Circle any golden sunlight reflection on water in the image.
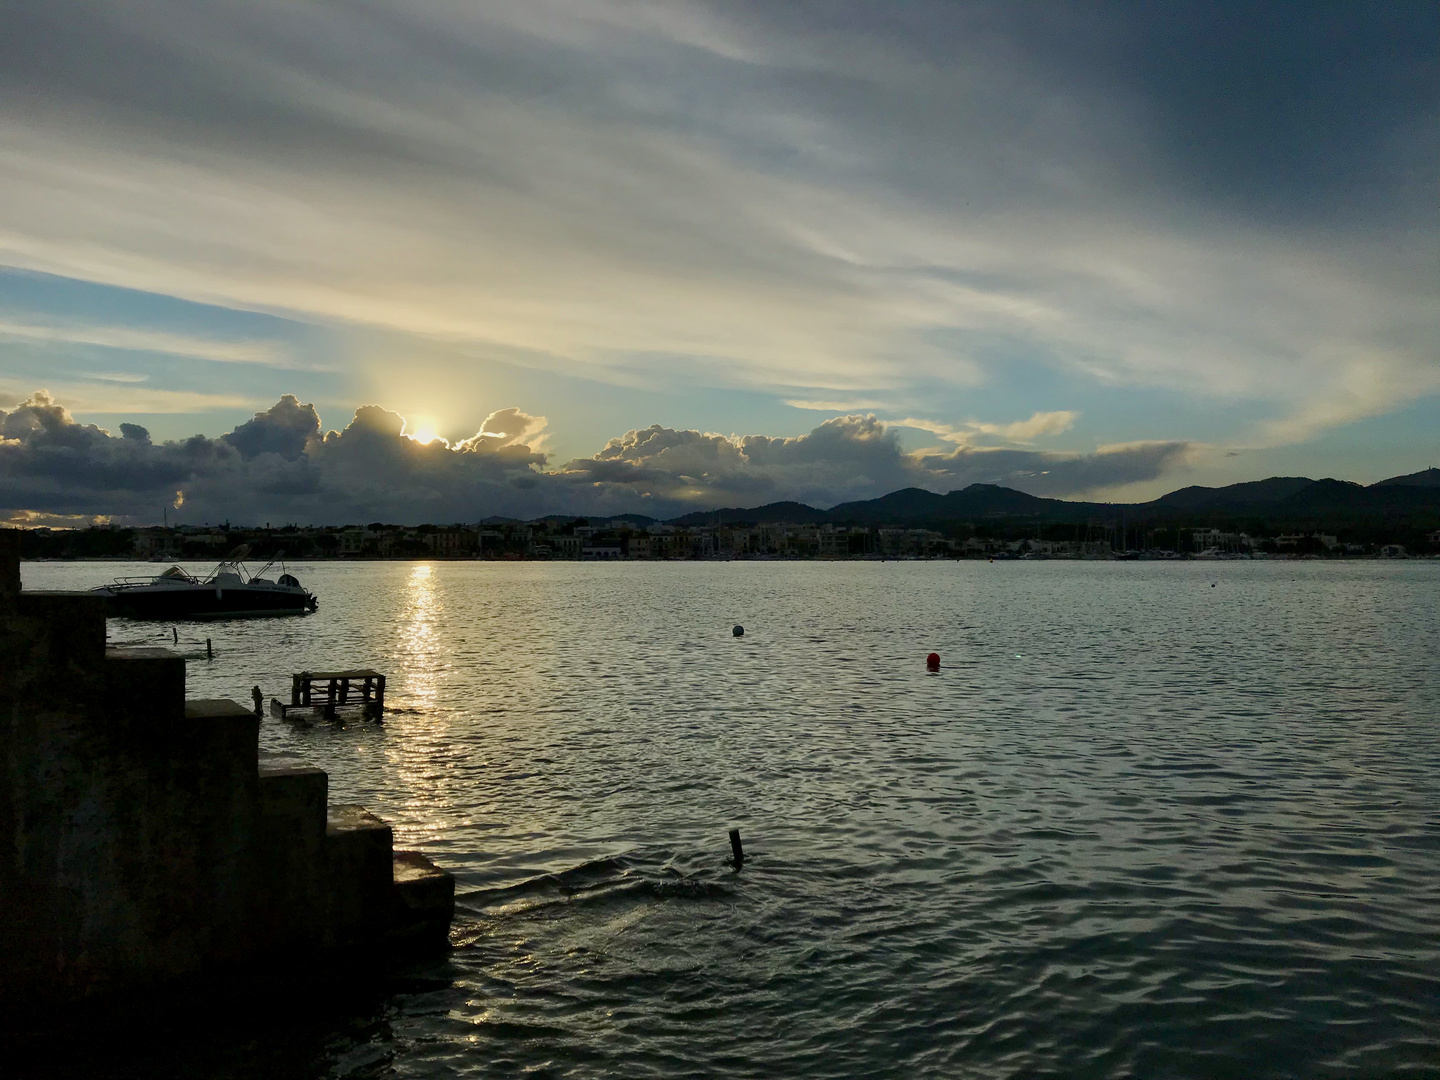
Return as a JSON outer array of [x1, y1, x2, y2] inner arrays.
[[385, 562, 462, 840], [396, 562, 443, 711]]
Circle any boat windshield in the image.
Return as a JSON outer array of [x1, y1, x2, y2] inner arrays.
[[158, 566, 196, 583], [201, 544, 253, 585]]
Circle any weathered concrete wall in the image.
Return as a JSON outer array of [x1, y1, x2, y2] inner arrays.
[[0, 531, 454, 1007]]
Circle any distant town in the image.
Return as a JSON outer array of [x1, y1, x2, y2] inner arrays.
[[13, 516, 1440, 562], [13, 470, 1440, 562]]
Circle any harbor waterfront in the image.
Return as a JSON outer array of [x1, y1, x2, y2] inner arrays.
[[19, 558, 1440, 1078]]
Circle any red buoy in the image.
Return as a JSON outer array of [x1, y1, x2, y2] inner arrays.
[[926, 652, 940, 670]]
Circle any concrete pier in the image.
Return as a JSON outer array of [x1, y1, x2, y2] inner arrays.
[[0, 531, 453, 1008]]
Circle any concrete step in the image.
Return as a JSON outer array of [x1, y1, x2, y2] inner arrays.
[[324, 805, 394, 947], [391, 851, 455, 950], [255, 753, 328, 945], [103, 646, 186, 724], [179, 698, 259, 762], [19, 592, 107, 670]]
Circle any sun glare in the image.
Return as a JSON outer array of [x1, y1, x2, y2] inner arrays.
[[405, 416, 443, 445]]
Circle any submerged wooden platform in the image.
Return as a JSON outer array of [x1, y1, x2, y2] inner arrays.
[[272, 669, 386, 720]]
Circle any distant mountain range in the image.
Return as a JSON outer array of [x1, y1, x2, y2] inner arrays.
[[666, 468, 1440, 528]]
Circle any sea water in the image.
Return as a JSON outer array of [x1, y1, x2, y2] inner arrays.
[[20, 560, 1440, 1077]]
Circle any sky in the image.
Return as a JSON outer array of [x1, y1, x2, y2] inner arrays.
[[0, 0, 1436, 526]]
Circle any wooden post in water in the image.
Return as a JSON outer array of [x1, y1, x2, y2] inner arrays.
[[729, 828, 745, 867], [206, 638, 213, 660]]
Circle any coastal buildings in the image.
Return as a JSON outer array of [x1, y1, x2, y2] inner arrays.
[[13, 515, 1439, 562]]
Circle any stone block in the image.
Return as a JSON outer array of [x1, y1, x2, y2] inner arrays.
[[391, 850, 456, 949], [255, 754, 328, 948], [325, 805, 394, 947], [12, 592, 107, 672], [103, 647, 186, 724], [0, 529, 19, 599]]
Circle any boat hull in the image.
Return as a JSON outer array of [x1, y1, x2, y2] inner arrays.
[[99, 585, 315, 620]]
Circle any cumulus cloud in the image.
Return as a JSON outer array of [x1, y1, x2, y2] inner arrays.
[[454, 408, 552, 454], [223, 395, 320, 460], [0, 391, 1191, 524], [554, 413, 1186, 510]]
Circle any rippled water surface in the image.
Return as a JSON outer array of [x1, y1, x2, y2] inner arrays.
[[22, 560, 1440, 1077]]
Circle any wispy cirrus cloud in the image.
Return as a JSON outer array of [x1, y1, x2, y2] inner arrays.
[[5, 384, 260, 415], [898, 410, 1080, 447], [0, 1, 1433, 455], [0, 317, 313, 369], [785, 398, 891, 413]]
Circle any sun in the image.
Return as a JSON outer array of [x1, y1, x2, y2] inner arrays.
[[405, 417, 442, 445]]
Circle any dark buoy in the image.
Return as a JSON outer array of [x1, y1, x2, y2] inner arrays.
[[926, 652, 940, 670], [729, 827, 745, 867], [733, 624, 744, 637]]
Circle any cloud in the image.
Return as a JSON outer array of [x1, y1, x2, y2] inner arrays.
[[785, 398, 890, 412], [0, 1, 1432, 444], [0, 382, 260, 414], [0, 318, 298, 367], [983, 410, 1078, 441], [0, 392, 1190, 524], [553, 413, 1187, 510], [917, 440, 1193, 499], [223, 394, 320, 459], [1256, 349, 1440, 447], [454, 407, 552, 454], [897, 410, 1079, 447], [0, 391, 229, 517], [2, 509, 112, 529]]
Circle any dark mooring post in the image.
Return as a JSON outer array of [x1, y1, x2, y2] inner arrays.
[[206, 638, 213, 660], [729, 828, 745, 867]]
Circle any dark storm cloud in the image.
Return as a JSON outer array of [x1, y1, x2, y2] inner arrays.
[[0, 392, 229, 514], [0, 392, 1192, 524], [920, 441, 1192, 499], [222, 395, 320, 460], [0, 392, 545, 523], [555, 414, 1188, 513]]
